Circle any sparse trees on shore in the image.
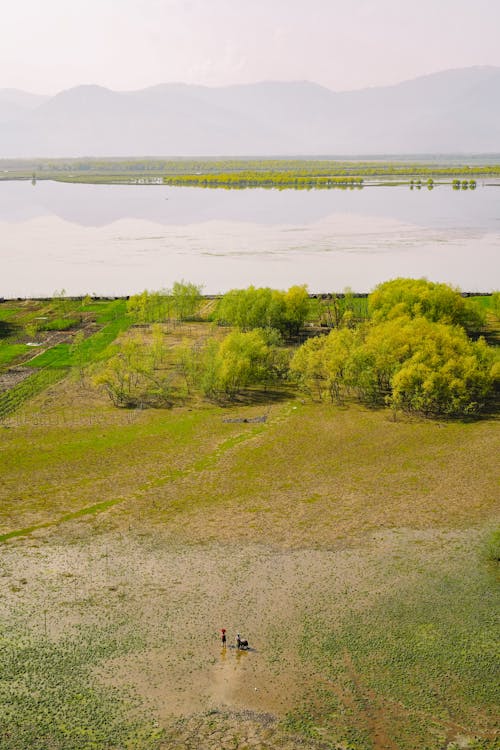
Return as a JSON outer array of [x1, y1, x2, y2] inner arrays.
[[95, 278, 498, 418], [291, 280, 497, 417], [127, 281, 202, 324]]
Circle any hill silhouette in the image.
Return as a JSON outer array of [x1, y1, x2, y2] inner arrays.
[[0, 67, 499, 157]]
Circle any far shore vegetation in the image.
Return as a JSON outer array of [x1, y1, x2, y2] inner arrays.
[[1, 156, 500, 188]]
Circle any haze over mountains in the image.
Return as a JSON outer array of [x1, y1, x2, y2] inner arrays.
[[0, 67, 499, 158]]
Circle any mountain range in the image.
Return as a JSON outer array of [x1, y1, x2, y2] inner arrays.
[[0, 67, 499, 157]]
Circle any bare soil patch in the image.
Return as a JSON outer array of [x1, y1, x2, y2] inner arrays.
[[1, 527, 497, 749], [0, 366, 34, 392]]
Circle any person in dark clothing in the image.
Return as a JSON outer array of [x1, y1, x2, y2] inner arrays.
[[221, 628, 227, 646], [236, 633, 248, 649]]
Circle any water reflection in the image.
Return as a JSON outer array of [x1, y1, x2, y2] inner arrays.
[[1, 180, 499, 229], [0, 181, 498, 296]]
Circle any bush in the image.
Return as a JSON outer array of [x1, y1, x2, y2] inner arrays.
[[214, 285, 309, 337], [368, 278, 485, 333], [291, 316, 497, 417], [200, 328, 285, 400]]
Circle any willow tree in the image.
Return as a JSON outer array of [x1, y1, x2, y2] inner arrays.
[[291, 315, 497, 417], [199, 329, 285, 401], [171, 280, 202, 321], [214, 284, 310, 337], [93, 337, 173, 408], [368, 278, 484, 333]]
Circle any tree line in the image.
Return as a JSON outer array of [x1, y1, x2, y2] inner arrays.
[[93, 279, 498, 418], [163, 173, 364, 189], [4, 157, 500, 183], [125, 281, 202, 323]]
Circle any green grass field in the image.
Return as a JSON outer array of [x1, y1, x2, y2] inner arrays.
[[0, 299, 131, 419], [0, 302, 498, 750]]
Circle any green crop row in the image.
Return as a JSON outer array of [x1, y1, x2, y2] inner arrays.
[[0, 368, 67, 420], [0, 304, 131, 419], [24, 344, 73, 369], [0, 343, 31, 368]]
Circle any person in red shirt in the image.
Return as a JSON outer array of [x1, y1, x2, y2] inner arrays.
[[221, 628, 227, 646]]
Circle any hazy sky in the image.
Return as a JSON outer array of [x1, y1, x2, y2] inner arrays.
[[3, 0, 500, 94]]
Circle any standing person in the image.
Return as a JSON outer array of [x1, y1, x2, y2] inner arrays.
[[236, 633, 241, 650], [221, 628, 227, 647]]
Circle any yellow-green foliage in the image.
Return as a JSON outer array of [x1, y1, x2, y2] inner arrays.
[[200, 328, 286, 400], [163, 171, 365, 189], [383, 317, 495, 415], [7, 156, 500, 179], [491, 291, 500, 319], [368, 277, 485, 332], [290, 327, 360, 402], [214, 284, 310, 337], [93, 336, 174, 408], [127, 281, 202, 323], [127, 289, 172, 323], [292, 316, 497, 416]]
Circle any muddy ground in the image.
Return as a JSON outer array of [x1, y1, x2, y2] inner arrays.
[[1, 523, 497, 750]]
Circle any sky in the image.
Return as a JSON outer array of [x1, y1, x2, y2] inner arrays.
[[2, 0, 500, 95]]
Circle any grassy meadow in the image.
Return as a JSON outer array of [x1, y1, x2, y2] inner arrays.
[[0, 297, 498, 750]]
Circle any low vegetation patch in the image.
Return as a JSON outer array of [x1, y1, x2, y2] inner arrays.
[[0, 622, 164, 750]]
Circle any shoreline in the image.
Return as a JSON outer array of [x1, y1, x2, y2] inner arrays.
[[1, 291, 494, 303]]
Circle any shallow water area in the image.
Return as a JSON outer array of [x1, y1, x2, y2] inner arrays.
[[1, 179, 499, 296]]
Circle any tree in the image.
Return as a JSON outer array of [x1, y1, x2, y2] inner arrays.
[[175, 340, 204, 396], [347, 316, 495, 414], [290, 328, 359, 402], [283, 285, 310, 336], [291, 315, 497, 417], [52, 288, 70, 316], [171, 280, 202, 321], [93, 337, 174, 408], [93, 339, 144, 407], [199, 329, 281, 401], [150, 324, 166, 368], [214, 285, 310, 338], [490, 291, 500, 319], [388, 323, 495, 416], [368, 278, 484, 333], [127, 290, 172, 324]]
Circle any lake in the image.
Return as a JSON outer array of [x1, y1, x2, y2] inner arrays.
[[1, 180, 499, 297]]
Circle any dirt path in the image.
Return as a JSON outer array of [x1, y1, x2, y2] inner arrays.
[[0, 498, 122, 543], [0, 411, 273, 541]]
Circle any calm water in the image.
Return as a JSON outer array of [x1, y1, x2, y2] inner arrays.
[[1, 180, 499, 296]]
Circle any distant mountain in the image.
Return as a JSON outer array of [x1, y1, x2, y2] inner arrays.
[[0, 67, 499, 157], [0, 88, 49, 124]]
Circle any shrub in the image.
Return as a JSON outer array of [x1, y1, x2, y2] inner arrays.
[[368, 278, 485, 333]]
